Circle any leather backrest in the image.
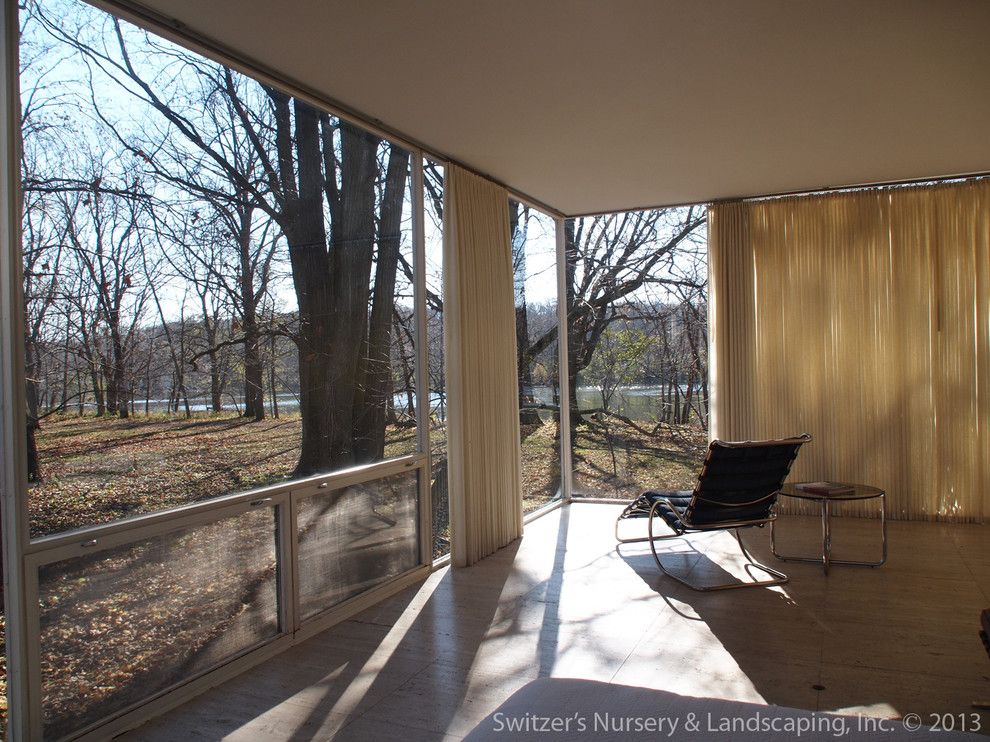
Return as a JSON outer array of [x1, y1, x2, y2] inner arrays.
[[684, 434, 810, 526]]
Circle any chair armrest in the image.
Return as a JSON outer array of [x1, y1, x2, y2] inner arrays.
[[693, 491, 778, 509]]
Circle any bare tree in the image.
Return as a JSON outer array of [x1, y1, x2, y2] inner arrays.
[[561, 209, 705, 434], [32, 5, 414, 473], [59, 171, 150, 418], [22, 182, 64, 480]]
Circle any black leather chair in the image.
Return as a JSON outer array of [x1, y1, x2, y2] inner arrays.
[[616, 434, 811, 591]]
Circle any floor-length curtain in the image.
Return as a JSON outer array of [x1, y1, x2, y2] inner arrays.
[[709, 179, 990, 521], [443, 165, 523, 566]]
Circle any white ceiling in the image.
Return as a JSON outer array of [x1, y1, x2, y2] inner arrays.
[[127, 0, 990, 216]]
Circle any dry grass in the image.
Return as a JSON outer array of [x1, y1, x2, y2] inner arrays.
[[28, 412, 416, 539], [520, 420, 563, 513], [0, 411, 704, 737], [36, 511, 277, 739], [519, 414, 707, 503], [428, 415, 706, 558], [572, 416, 707, 498], [3, 412, 416, 737]]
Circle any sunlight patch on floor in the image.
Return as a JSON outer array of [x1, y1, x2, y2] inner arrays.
[[827, 702, 902, 718]]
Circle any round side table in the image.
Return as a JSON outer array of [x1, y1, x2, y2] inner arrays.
[[771, 483, 887, 575]]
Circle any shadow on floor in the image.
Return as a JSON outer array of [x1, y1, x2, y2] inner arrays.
[[615, 516, 990, 726]]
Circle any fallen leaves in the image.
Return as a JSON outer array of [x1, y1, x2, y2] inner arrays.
[[5, 411, 418, 737], [0, 411, 703, 738]]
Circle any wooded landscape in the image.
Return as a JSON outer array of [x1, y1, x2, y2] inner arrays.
[[1, 0, 712, 734], [19, 0, 709, 539], [21, 0, 420, 497], [510, 205, 709, 503]]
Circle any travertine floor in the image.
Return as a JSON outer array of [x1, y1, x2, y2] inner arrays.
[[122, 503, 990, 740]]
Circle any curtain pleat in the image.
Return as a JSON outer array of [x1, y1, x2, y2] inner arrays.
[[443, 165, 523, 566], [708, 202, 757, 441], [709, 179, 990, 522]]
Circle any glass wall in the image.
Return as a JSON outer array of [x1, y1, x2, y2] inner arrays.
[[565, 209, 709, 499], [0, 0, 635, 734], [297, 469, 420, 619], [9, 0, 432, 737], [20, 0, 418, 539], [509, 202, 562, 512], [37, 505, 280, 739]]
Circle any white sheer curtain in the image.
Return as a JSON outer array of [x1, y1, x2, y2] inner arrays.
[[443, 165, 523, 566], [709, 179, 990, 522]]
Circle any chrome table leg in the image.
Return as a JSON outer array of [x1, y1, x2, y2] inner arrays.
[[829, 492, 887, 567], [771, 491, 886, 574], [822, 499, 831, 575]]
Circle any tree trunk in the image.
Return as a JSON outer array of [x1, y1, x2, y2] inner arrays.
[[512, 203, 541, 426], [26, 423, 40, 483], [201, 305, 224, 414], [60, 336, 70, 411], [353, 146, 408, 462], [269, 365, 279, 419], [25, 338, 42, 482], [104, 359, 118, 416], [267, 330, 279, 419], [90, 365, 105, 416], [272, 95, 382, 475], [682, 369, 695, 425], [25, 339, 40, 424], [396, 315, 417, 421], [326, 122, 380, 465], [273, 93, 337, 475], [238, 205, 265, 421], [76, 371, 85, 416], [107, 320, 128, 418], [168, 375, 177, 413], [209, 347, 224, 413], [242, 324, 264, 420]]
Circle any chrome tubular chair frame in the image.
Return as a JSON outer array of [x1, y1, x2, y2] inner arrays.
[[643, 497, 789, 592]]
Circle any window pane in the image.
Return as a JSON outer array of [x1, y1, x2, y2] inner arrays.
[[509, 202, 562, 513], [565, 209, 709, 498], [423, 161, 448, 557], [38, 507, 280, 739], [297, 469, 420, 620], [21, 0, 416, 538]]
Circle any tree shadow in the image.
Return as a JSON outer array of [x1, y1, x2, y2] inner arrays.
[[124, 513, 576, 740], [615, 520, 990, 723], [124, 537, 528, 740], [615, 527, 827, 711], [281, 540, 527, 740]]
